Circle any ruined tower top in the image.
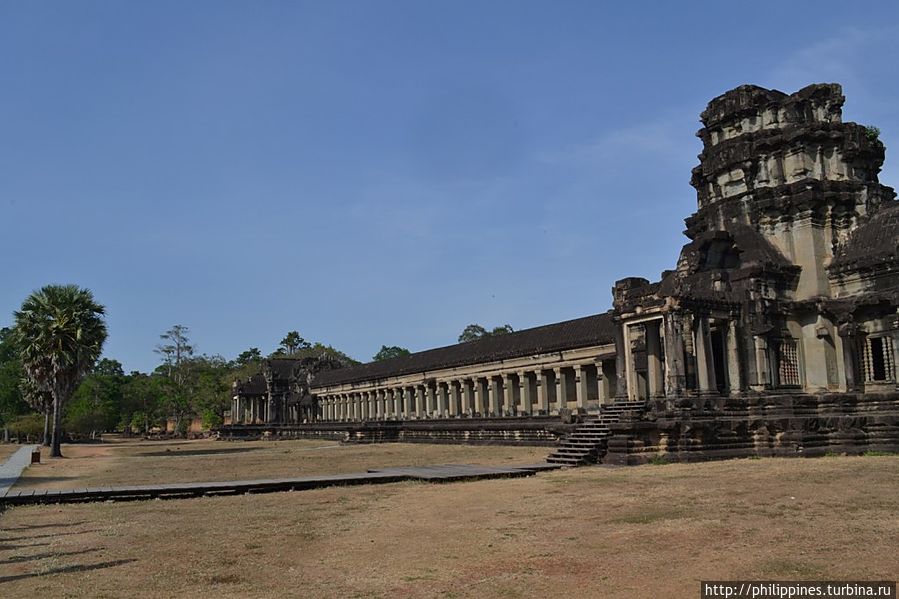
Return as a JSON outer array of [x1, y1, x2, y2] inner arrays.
[[698, 83, 844, 141], [687, 83, 892, 243]]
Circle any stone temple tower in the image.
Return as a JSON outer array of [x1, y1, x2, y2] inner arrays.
[[613, 83, 898, 402], [687, 83, 894, 301]]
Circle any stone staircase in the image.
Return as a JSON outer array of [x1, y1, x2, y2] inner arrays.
[[546, 400, 646, 466]]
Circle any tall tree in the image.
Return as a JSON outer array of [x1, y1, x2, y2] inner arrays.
[[122, 373, 166, 435], [13, 284, 107, 457], [154, 325, 196, 433], [372, 345, 411, 361], [278, 331, 310, 355], [458, 324, 514, 343], [0, 327, 28, 442], [234, 347, 262, 367], [155, 325, 194, 380], [67, 365, 124, 439]]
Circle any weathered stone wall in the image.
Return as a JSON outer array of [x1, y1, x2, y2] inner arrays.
[[216, 417, 572, 447], [604, 392, 899, 465]]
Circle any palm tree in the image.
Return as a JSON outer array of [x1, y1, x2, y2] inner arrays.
[[13, 285, 107, 458]]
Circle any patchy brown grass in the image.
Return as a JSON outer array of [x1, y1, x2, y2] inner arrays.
[[1, 454, 897, 597], [13, 437, 549, 490]]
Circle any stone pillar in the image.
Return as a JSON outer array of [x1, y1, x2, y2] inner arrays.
[[554, 367, 569, 414], [574, 364, 588, 411], [614, 323, 629, 398], [838, 328, 859, 392], [488, 376, 502, 416], [397, 388, 406, 419], [426, 385, 437, 418], [502, 374, 515, 416], [462, 380, 474, 416], [473, 378, 487, 416], [662, 313, 687, 397], [399, 387, 407, 418], [726, 320, 742, 394], [415, 386, 425, 419], [695, 317, 716, 395], [753, 336, 770, 390], [449, 381, 460, 417], [436, 383, 448, 418], [519, 371, 533, 416], [624, 325, 639, 400], [596, 363, 610, 404], [645, 321, 664, 397], [536, 370, 550, 414]]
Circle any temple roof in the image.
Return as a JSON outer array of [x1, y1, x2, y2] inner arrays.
[[312, 312, 616, 388], [265, 357, 301, 380], [830, 201, 899, 273], [234, 373, 267, 396]]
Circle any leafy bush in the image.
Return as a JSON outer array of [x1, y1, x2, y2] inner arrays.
[[200, 409, 223, 430], [8, 413, 44, 441], [865, 125, 881, 141]]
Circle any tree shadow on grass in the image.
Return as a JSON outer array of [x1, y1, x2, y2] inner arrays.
[[0, 547, 99, 565], [137, 447, 262, 458], [2, 521, 89, 531], [0, 541, 50, 551], [0, 558, 137, 584], [0, 529, 100, 542]]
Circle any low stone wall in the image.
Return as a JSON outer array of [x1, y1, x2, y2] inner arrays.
[[604, 392, 899, 465], [216, 417, 571, 447]]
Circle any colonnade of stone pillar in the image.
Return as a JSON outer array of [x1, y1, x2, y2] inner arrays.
[[314, 362, 614, 422], [621, 314, 746, 400]]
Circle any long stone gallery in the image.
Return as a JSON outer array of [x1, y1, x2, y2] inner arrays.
[[223, 83, 899, 465]]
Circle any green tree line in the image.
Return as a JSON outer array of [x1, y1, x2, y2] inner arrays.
[[1, 284, 511, 446]]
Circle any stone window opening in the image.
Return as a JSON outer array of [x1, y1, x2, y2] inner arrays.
[[863, 335, 895, 383], [771, 337, 801, 388]]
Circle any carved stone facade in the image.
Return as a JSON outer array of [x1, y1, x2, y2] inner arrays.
[[612, 84, 897, 407], [227, 84, 899, 459]]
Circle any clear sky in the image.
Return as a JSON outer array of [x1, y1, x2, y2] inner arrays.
[[2, 1, 898, 372]]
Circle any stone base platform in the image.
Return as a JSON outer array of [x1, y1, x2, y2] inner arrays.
[[1, 463, 563, 506], [217, 416, 572, 447], [604, 392, 899, 465]]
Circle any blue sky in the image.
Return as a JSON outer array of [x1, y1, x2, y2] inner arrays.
[[2, 2, 899, 372]]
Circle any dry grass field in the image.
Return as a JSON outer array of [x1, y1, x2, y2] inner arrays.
[[11, 437, 548, 490], [1, 440, 897, 598]]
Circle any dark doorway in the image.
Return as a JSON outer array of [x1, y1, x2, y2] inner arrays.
[[710, 329, 728, 394]]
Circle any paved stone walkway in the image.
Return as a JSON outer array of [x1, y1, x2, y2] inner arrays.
[[0, 445, 38, 497], [0, 462, 561, 506]]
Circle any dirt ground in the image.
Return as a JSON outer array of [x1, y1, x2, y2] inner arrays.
[[11, 437, 548, 490], [0, 444, 20, 463], [1, 450, 897, 598]]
